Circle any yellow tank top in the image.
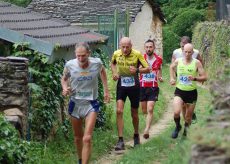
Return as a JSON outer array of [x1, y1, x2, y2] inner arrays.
[[176, 58, 197, 91]]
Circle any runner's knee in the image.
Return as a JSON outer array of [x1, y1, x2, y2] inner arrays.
[[83, 134, 92, 144], [116, 109, 123, 115]]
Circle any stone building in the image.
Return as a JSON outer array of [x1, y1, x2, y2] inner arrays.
[[28, 0, 165, 56]]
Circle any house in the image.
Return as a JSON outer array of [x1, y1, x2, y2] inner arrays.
[[0, 1, 108, 62], [28, 0, 165, 56]]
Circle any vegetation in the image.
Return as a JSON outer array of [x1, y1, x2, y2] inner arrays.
[[12, 43, 65, 140], [158, 0, 216, 62], [0, 115, 30, 163], [2, 0, 31, 7], [192, 21, 230, 78]]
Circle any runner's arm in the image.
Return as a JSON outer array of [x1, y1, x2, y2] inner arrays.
[[197, 53, 203, 65], [158, 66, 163, 82], [171, 53, 176, 63], [61, 67, 71, 96], [110, 62, 119, 81], [189, 61, 207, 82], [100, 66, 110, 103], [169, 60, 178, 85]]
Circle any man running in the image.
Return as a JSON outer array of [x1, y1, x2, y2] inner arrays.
[[171, 36, 203, 123], [61, 43, 110, 164], [111, 37, 150, 151], [170, 43, 207, 139], [139, 39, 163, 139]]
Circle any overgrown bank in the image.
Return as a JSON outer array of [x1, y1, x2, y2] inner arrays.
[[192, 21, 230, 77]]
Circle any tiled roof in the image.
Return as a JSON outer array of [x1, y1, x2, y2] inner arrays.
[[27, 0, 165, 23], [0, 1, 108, 50]]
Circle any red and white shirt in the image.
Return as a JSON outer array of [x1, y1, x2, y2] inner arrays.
[[140, 53, 162, 87]]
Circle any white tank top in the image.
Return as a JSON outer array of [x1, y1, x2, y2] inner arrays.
[[173, 48, 199, 59], [65, 57, 102, 101]]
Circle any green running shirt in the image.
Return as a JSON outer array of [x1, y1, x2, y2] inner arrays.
[[176, 58, 197, 91]]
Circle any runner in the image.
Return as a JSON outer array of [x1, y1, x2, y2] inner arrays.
[[61, 43, 110, 164], [111, 37, 150, 151], [170, 43, 207, 138], [139, 39, 163, 139], [171, 36, 203, 123]]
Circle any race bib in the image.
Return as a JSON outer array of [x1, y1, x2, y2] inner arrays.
[[75, 89, 93, 100], [179, 75, 192, 85], [142, 73, 155, 82], [121, 76, 135, 87]]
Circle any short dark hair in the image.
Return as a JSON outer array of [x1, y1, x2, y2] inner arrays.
[[75, 42, 90, 52], [145, 39, 155, 46], [181, 36, 191, 43]]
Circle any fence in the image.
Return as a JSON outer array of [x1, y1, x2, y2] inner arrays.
[[82, 9, 130, 58]]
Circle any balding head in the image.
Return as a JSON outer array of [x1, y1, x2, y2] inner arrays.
[[119, 37, 132, 55], [120, 37, 132, 45], [184, 43, 193, 51], [183, 43, 194, 60]]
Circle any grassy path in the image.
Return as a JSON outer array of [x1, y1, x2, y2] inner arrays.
[[93, 65, 212, 164], [94, 97, 173, 164]]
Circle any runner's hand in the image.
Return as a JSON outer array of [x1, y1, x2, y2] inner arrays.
[[112, 73, 119, 81], [188, 75, 194, 81], [62, 87, 71, 96], [170, 79, 176, 85], [159, 77, 163, 82], [104, 92, 110, 103], [129, 66, 137, 74]]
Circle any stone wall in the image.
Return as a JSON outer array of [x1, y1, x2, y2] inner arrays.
[[0, 56, 29, 137], [189, 60, 230, 164], [189, 21, 230, 164]]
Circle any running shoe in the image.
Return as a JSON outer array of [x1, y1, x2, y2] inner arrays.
[[192, 112, 197, 124], [134, 134, 140, 146], [171, 125, 182, 139], [143, 133, 149, 139], [115, 140, 125, 151]]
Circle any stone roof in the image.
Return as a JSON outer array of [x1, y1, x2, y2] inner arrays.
[[27, 0, 166, 23], [0, 1, 108, 50]]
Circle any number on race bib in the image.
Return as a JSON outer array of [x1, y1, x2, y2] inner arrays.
[[142, 73, 155, 82], [121, 77, 135, 87], [179, 75, 192, 85]]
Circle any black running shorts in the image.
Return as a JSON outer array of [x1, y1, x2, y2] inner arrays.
[[174, 88, 197, 104], [140, 87, 159, 102], [116, 77, 140, 109]]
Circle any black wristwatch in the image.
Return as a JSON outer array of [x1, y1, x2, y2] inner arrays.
[[194, 77, 197, 81]]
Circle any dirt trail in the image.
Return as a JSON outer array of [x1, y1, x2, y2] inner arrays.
[[93, 96, 174, 164]]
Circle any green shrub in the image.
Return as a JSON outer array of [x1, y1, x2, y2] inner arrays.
[[171, 8, 205, 37], [2, 0, 31, 7], [0, 114, 30, 163], [162, 26, 180, 63], [91, 49, 113, 129]]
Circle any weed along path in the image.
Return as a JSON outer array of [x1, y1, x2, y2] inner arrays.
[[94, 95, 174, 164]]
